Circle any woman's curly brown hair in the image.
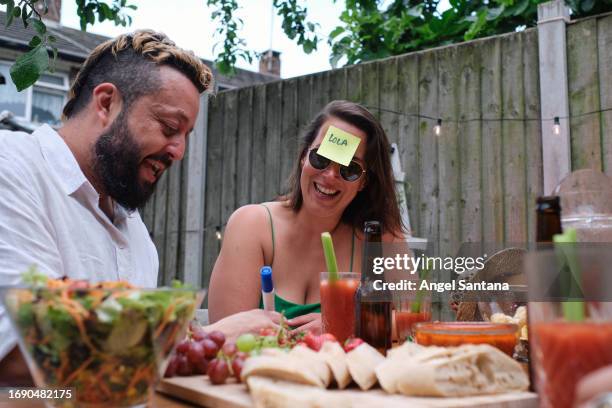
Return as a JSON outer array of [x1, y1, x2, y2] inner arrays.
[[63, 29, 213, 119]]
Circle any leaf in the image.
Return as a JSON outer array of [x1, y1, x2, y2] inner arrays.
[[28, 35, 42, 48], [31, 19, 46, 35], [329, 26, 345, 39], [10, 45, 49, 91], [581, 0, 595, 12], [12, 6, 20, 18]]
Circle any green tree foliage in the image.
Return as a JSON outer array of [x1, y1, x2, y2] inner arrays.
[[2, 0, 136, 91], [4, 0, 612, 89], [206, 0, 612, 72]]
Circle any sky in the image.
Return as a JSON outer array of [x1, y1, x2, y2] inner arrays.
[[60, 0, 346, 79]]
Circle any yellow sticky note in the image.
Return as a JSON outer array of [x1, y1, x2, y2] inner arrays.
[[316, 125, 361, 166]]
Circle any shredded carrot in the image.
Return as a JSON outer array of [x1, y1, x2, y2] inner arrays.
[[153, 302, 175, 339], [61, 355, 94, 386]]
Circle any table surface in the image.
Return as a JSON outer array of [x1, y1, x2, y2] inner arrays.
[[0, 392, 198, 408]]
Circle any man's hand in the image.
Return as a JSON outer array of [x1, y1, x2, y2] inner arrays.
[[287, 313, 322, 335], [207, 309, 282, 343], [0, 346, 33, 387]]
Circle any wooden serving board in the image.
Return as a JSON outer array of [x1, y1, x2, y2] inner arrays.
[[158, 376, 538, 408]]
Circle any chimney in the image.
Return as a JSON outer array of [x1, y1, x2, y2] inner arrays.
[[35, 0, 62, 24], [259, 50, 281, 77]]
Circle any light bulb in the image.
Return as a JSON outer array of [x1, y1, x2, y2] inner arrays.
[[553, 117, 560, 135], [434, 118, 442, 136]]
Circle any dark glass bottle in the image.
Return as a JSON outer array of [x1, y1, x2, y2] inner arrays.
[[536, 196, 562, 242], [355, 221, 392, 354]]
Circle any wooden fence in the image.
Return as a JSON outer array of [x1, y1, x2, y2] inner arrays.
[[142, 12, 612, 292]]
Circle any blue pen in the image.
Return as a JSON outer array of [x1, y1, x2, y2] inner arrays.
[[260, 266, 274, 311]]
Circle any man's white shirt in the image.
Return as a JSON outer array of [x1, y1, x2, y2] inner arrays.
[[0, 125, 158, 360]]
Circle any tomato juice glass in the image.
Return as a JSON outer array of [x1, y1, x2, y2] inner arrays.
[[395, 296, 432, 343], [320, 272, 360, 343]]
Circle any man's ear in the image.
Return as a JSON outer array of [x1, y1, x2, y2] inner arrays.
[[91, 83, 122, 127]]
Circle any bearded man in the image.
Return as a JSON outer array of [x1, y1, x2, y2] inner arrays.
[[0, 30, 212, 384]]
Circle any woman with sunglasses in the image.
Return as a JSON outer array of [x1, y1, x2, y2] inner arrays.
[[208, 100, 404, 334]]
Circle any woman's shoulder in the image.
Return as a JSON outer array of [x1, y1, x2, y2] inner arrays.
[[226, 204, 269, 230]]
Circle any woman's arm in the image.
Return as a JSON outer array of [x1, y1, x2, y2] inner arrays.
[[208, 205, 268, 323]]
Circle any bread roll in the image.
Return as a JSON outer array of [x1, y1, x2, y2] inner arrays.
[[345, 343, 385, 390], [319, 341, 351, 389]]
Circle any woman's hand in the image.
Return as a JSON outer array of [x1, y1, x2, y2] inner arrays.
[[207, 309, 282, 343], [575, 365, 612, 408], [287, 313, 322, 335]]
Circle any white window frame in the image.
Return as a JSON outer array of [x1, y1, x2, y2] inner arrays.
[[0, 59, 69, 125]]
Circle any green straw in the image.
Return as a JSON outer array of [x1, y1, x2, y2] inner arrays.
[[553, 228, 585, 322], [321, 232, 339, 282]]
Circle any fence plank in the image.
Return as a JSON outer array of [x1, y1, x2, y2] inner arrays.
[[397, 53, 420, 237], [162, 157, 182, 284], [328, 67, 348, 101], [523, 29, 543, 243], [380, 57, 399, 146], [221, 91, 239, 225], [568, 18, 602, 171], [457, 42, 482, 244], [264, 82, 282, 201], [153, 163, 168, 286], [501, 34, 527, 243], [203, 93, 225, 286], [251, 85, 267, 203], [599, 14, 612, 175], [280, 79, 298, 193], [362, 61, 380, 118], [311, 72, 330, 118], [417, 50, 439, 252], [346, 64, 363, 104], [481, 38, 504, 244], [236, 87, 253, 207], [297, 75, 313, 138]]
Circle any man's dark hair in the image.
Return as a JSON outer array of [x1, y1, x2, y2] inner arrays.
[[63, 30, 213, 119]]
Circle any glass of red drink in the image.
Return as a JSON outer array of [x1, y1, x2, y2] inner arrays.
[[395, 295, 432, 343], [320, 272, 360, 343], [530, 302, 612, 408]]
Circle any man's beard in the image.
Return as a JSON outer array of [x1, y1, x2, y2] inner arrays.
[[92, 112, 169, 212]]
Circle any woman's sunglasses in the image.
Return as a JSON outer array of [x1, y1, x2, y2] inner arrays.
[[307, 148, 366, 182]]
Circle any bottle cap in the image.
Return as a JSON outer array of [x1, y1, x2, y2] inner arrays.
[[260, 266, 273, 293]]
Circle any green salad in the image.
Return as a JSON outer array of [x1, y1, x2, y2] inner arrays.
[[3, 270, 202, 407]]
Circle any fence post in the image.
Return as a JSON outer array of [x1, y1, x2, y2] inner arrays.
[[181, 94, 209, 286], [537, 0, 572, 194]]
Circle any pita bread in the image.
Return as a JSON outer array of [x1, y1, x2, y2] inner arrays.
[[319, 341, 351, 389], [345, 342, 385, 390], [395, 344, 529, 397], [247, 376, 350, 408]]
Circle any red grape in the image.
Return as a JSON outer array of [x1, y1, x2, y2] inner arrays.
[[164, 357, 179, 377], [176, 339, 190, 355], [192, 328, 208, 341], [187, 341, 205, 365], [201, 339, 219, 359], [232, 358, 245, 381], [208, 331, 226, 347], [176, 355, 193, 376], [193, 358, 209, 375], [222, 343, 238, 358], [207, 358, 229, 385]]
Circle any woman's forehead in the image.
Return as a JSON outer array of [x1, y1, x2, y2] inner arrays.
[[313, 118, 368, 158]]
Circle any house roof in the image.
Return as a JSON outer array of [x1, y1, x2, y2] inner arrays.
[[0, 11, 278, 88]]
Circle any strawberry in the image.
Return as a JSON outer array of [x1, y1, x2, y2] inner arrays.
[[258, 327, 277, 337], [343, 337, 364, 353], [303, 331, 323, 351], [320, 333, 337, 343]]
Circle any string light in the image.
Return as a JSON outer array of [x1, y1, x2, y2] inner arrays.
[[553, 116, 561, 135], [215, 226, 222, 241], [434, 118, 442, 136]]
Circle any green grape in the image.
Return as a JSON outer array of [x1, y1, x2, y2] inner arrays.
[[236, 333, 256, 353], [261, 335, 278, 348]]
